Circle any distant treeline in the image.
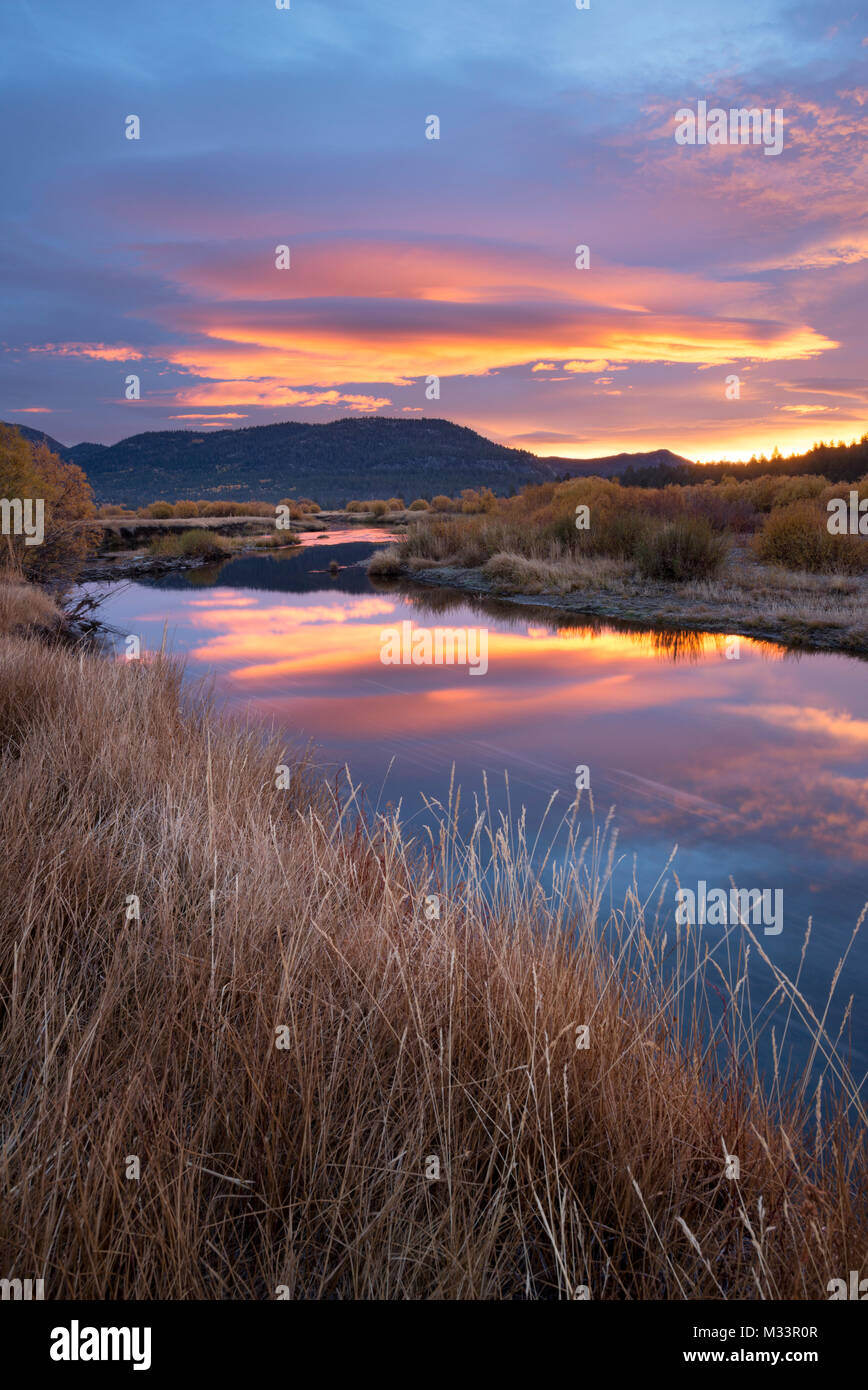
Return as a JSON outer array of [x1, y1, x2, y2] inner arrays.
[[620, 434, 868, 487]]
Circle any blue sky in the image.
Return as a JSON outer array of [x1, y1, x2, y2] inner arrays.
[[1, 0, 866, 459]]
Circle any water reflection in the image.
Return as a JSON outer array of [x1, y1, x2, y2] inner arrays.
[[83, 530, 868, 1075]]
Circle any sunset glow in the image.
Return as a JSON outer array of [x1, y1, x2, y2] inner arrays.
[[1, 1, 866, 461]]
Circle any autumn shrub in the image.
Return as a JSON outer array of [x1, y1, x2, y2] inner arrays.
[[581, 507, 652, 560], [636, 517, 728, 582], [753, 500, 867, 573], [0, 424, 101, 587], [459, 488, 497, 514], [770, 475, 829, 507], [235, 501, 275, 516]]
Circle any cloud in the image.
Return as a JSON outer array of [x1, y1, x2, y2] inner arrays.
[[171, 382, 392, 411], [25, 342, 143, 361], [563, 359, 612, 374], [151, 291, 834, 402], [781, 378, 868, 402], [511, 430, 578, 443], [1, 9, 864, 457]]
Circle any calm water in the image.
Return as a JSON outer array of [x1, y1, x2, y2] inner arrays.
[[81, 528, 868, 1086]]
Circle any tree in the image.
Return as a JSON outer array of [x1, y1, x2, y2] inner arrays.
[[0, 424, 101, 588]]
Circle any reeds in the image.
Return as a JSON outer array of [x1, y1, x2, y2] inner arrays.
[[0, 622, 865, 1298]]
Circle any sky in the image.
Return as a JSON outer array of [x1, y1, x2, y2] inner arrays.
[[1, 0, 867, 462]]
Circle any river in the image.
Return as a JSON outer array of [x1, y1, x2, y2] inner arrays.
[[80, 526, 868, 1087]]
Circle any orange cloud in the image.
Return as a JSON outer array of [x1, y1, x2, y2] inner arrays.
[[158, 309, 832, 401], [123, 232, 837, 410]]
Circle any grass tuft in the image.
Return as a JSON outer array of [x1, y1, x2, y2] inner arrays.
[[149, 529, 232, 560]]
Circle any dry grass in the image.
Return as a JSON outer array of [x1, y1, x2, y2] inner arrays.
[[252, 531, 302, 549], [483, 551, 629, 595], [149, 529, 232, 560], [0, 632, 866, 1299], [0, 577, 61, 636], [367, 547, 405, 577]]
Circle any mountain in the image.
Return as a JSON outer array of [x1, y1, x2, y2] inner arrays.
[[1, 417, 695, 506], [3, 422, 79, 458], [537, 448, 693, 479], [30, 418, 543, 508]]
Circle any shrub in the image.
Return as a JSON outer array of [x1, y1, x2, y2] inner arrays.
[[430, 495, 455, 512], [277, 498, 305, 520], [753, 500, 867, 573], [200, 501, 236, 517], [146, 501, 174, 519], [770, 475, 828, 507], [369, 500, 389, 517], [408, 499, 430, 511], [386, 498, 405, 512], [636, 518, 728, 582], [753, 501, 829, 571], [149, 530, 231, 561], [172, 500, 200, 518], [583, 507, 652, 560], [681, 487, 757, 533]]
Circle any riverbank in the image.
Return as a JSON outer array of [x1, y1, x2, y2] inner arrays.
[[76, 543, 302, 582], [371, 547, 868, 657], [75, 511, 406, 581], [0, 576, 865, 1299]]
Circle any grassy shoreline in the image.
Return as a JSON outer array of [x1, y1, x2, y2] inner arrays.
[[1, 578, 866, 1299], [370, 552, 868, 657], [367, 471, 868, 657]]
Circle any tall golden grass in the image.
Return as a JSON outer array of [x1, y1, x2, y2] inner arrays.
[[0, 606, 865, 1298]]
